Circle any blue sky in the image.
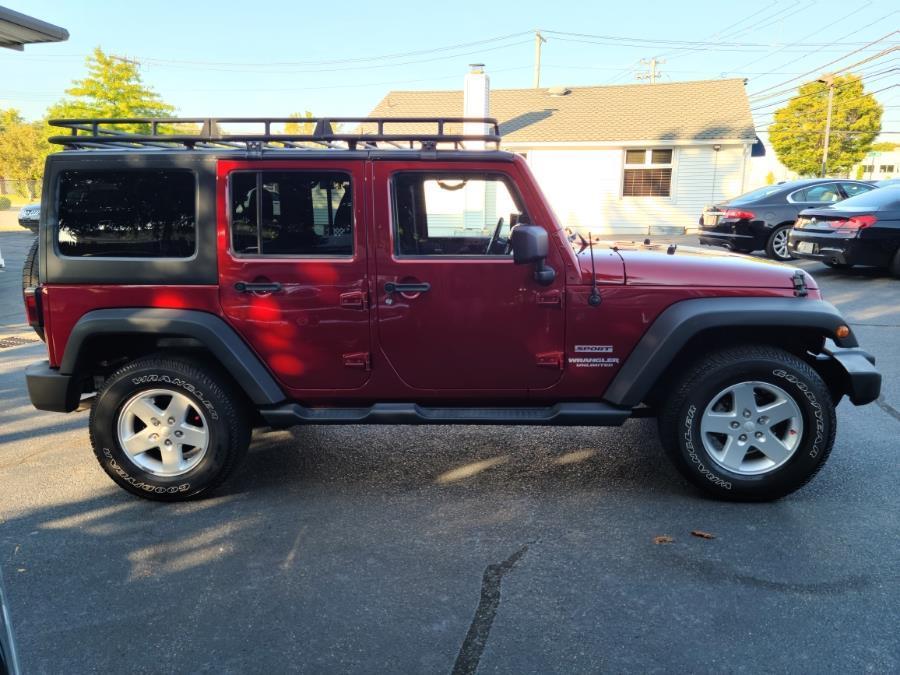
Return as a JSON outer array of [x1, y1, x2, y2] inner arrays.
[[2, 0, 898, 137]]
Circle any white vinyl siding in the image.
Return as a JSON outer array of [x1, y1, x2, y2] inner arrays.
[[522, 143, 747, 234]]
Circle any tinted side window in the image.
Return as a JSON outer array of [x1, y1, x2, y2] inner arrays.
[[230, 171, 352, 256], [792, 183, 841, 203], [392, 173, 526, 256], [840, 182, 874, 198], [58, 170, 196, 258]]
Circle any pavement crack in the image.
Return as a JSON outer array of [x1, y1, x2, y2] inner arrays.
[[875, 395, 900, 423], [451, 544, 529, 675]]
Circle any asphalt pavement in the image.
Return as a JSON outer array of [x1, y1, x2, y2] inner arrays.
[[0, 229, 897, 674]]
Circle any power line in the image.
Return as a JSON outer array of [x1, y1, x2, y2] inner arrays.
[[750, 69, 898, 111], [726, 2, 878, 75], [747, 30, 899, 97]]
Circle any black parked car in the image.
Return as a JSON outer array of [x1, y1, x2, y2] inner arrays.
[[698, 179, 875, 261], [789, 185, 900, 276]]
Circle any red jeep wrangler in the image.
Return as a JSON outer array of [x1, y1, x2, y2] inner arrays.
[[22, 117, 881, 502]]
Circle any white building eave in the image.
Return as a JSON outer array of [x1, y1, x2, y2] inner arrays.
[[502, 139, 753, 149]]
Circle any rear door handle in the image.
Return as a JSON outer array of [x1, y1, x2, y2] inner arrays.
[[234, 281, 283, 293]]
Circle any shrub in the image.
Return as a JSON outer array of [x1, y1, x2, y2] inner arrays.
[[0, 196, 11, 210]]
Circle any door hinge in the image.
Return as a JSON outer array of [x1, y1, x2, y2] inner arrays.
[[537, 289, 562, 307], [792, 270, 808, 297], [536, 351, 564, 370], [340, 290, 369, 309], [343, 352, 371, 370]]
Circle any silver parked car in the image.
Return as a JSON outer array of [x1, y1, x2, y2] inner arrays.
[[17, 203, 40, 234]]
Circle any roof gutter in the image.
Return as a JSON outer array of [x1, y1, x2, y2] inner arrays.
[[0, 7, 69, 50]]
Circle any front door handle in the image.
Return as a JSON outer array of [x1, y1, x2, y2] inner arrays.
[[384, 281, 430, 305], [234, 281, 283, 293], [384, 282, 431, 294]]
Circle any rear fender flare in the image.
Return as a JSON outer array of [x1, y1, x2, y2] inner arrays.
[[60, 308, 285, 405]]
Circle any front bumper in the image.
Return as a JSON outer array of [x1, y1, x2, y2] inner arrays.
[[788, 232, 891, 267], [17, 218, 38, 233], [814, 347, 881, 406], [25, 360, 81, 412]]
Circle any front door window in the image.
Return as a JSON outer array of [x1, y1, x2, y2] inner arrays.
[[392, 172, 526, 256]]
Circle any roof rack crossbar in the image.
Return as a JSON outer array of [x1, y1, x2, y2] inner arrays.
[[47, 116, 502, 151]]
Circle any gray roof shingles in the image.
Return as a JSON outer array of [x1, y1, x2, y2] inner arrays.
[[367, 78, 756, 143]]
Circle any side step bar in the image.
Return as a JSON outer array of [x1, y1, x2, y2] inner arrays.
[[260, 402, 631, 428]]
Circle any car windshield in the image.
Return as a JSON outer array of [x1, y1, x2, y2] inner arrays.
[[830, 185, 900, 210], [728, 184, 786, 204]]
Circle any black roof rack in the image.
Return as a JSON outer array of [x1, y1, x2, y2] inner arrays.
[[47, 117, 502, 151]]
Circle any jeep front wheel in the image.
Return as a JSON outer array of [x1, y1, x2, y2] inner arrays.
[[658, 345, 835, 501], [89, 356, 250, 501]]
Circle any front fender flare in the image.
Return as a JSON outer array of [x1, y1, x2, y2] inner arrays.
[[603, 297, 857, 408]]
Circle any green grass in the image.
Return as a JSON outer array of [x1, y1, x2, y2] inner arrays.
[[0, 194, 38, 208]]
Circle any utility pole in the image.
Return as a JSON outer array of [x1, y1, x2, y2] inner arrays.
[[533, 31, 547, 88], [636, 57, 664, 84], [818, 73, 835, 177]]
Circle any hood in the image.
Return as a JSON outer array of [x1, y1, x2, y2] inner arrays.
[[575, 240, 817, 290]]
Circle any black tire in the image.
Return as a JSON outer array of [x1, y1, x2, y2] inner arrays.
[[22, 238, 39, 291], [89, 355, 251, 501], [889, 248, 900, 278], [765, 224, 795, 261], [658, 345, 835, 501]]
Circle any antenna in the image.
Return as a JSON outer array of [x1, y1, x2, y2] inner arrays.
[[587, 232, 602, 307]]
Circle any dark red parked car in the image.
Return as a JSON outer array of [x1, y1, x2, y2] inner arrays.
[[22, 117, 881, 502]]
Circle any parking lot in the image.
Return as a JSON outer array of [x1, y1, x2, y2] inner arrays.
[[0, 228, 897, 673]]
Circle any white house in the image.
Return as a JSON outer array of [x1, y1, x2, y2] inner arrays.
[[368, 66, 759, 234], [854, 149, 899, 181]]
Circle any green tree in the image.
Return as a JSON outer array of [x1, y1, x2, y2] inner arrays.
[[48, 47, 174, 131], [870, 141, 898, 152], [284, 111, 315, 135], [0, 110, 51, 198], [769, 74, 882, 177]]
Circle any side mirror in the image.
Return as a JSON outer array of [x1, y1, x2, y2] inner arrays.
[[511, 224, 556, 286], [511, 225, 548, 264]]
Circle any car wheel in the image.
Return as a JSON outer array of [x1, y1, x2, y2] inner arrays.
[[889, 248, 900, 278], [765, 225, 794, 261], [89, 355, 250, 501], [658, 345, 835, 501]]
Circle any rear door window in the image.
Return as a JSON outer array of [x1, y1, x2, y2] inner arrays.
[[230, 171, 352, 256], [57, 170, 196, 258], [790, 183, 842, 203]]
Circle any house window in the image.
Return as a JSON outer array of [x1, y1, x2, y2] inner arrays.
[[861, 165, 874, 173], [623, 148, 673, 197], [879, 165, 895, 174]]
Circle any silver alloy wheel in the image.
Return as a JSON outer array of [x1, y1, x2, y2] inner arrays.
[[116, 388, 209, 477], [772, 228, 790, 259], [700, 381, 803, 476]]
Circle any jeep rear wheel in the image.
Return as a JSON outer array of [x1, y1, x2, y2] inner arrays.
[[658, 345, 835, 501], [89, 356, 250, 501]]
